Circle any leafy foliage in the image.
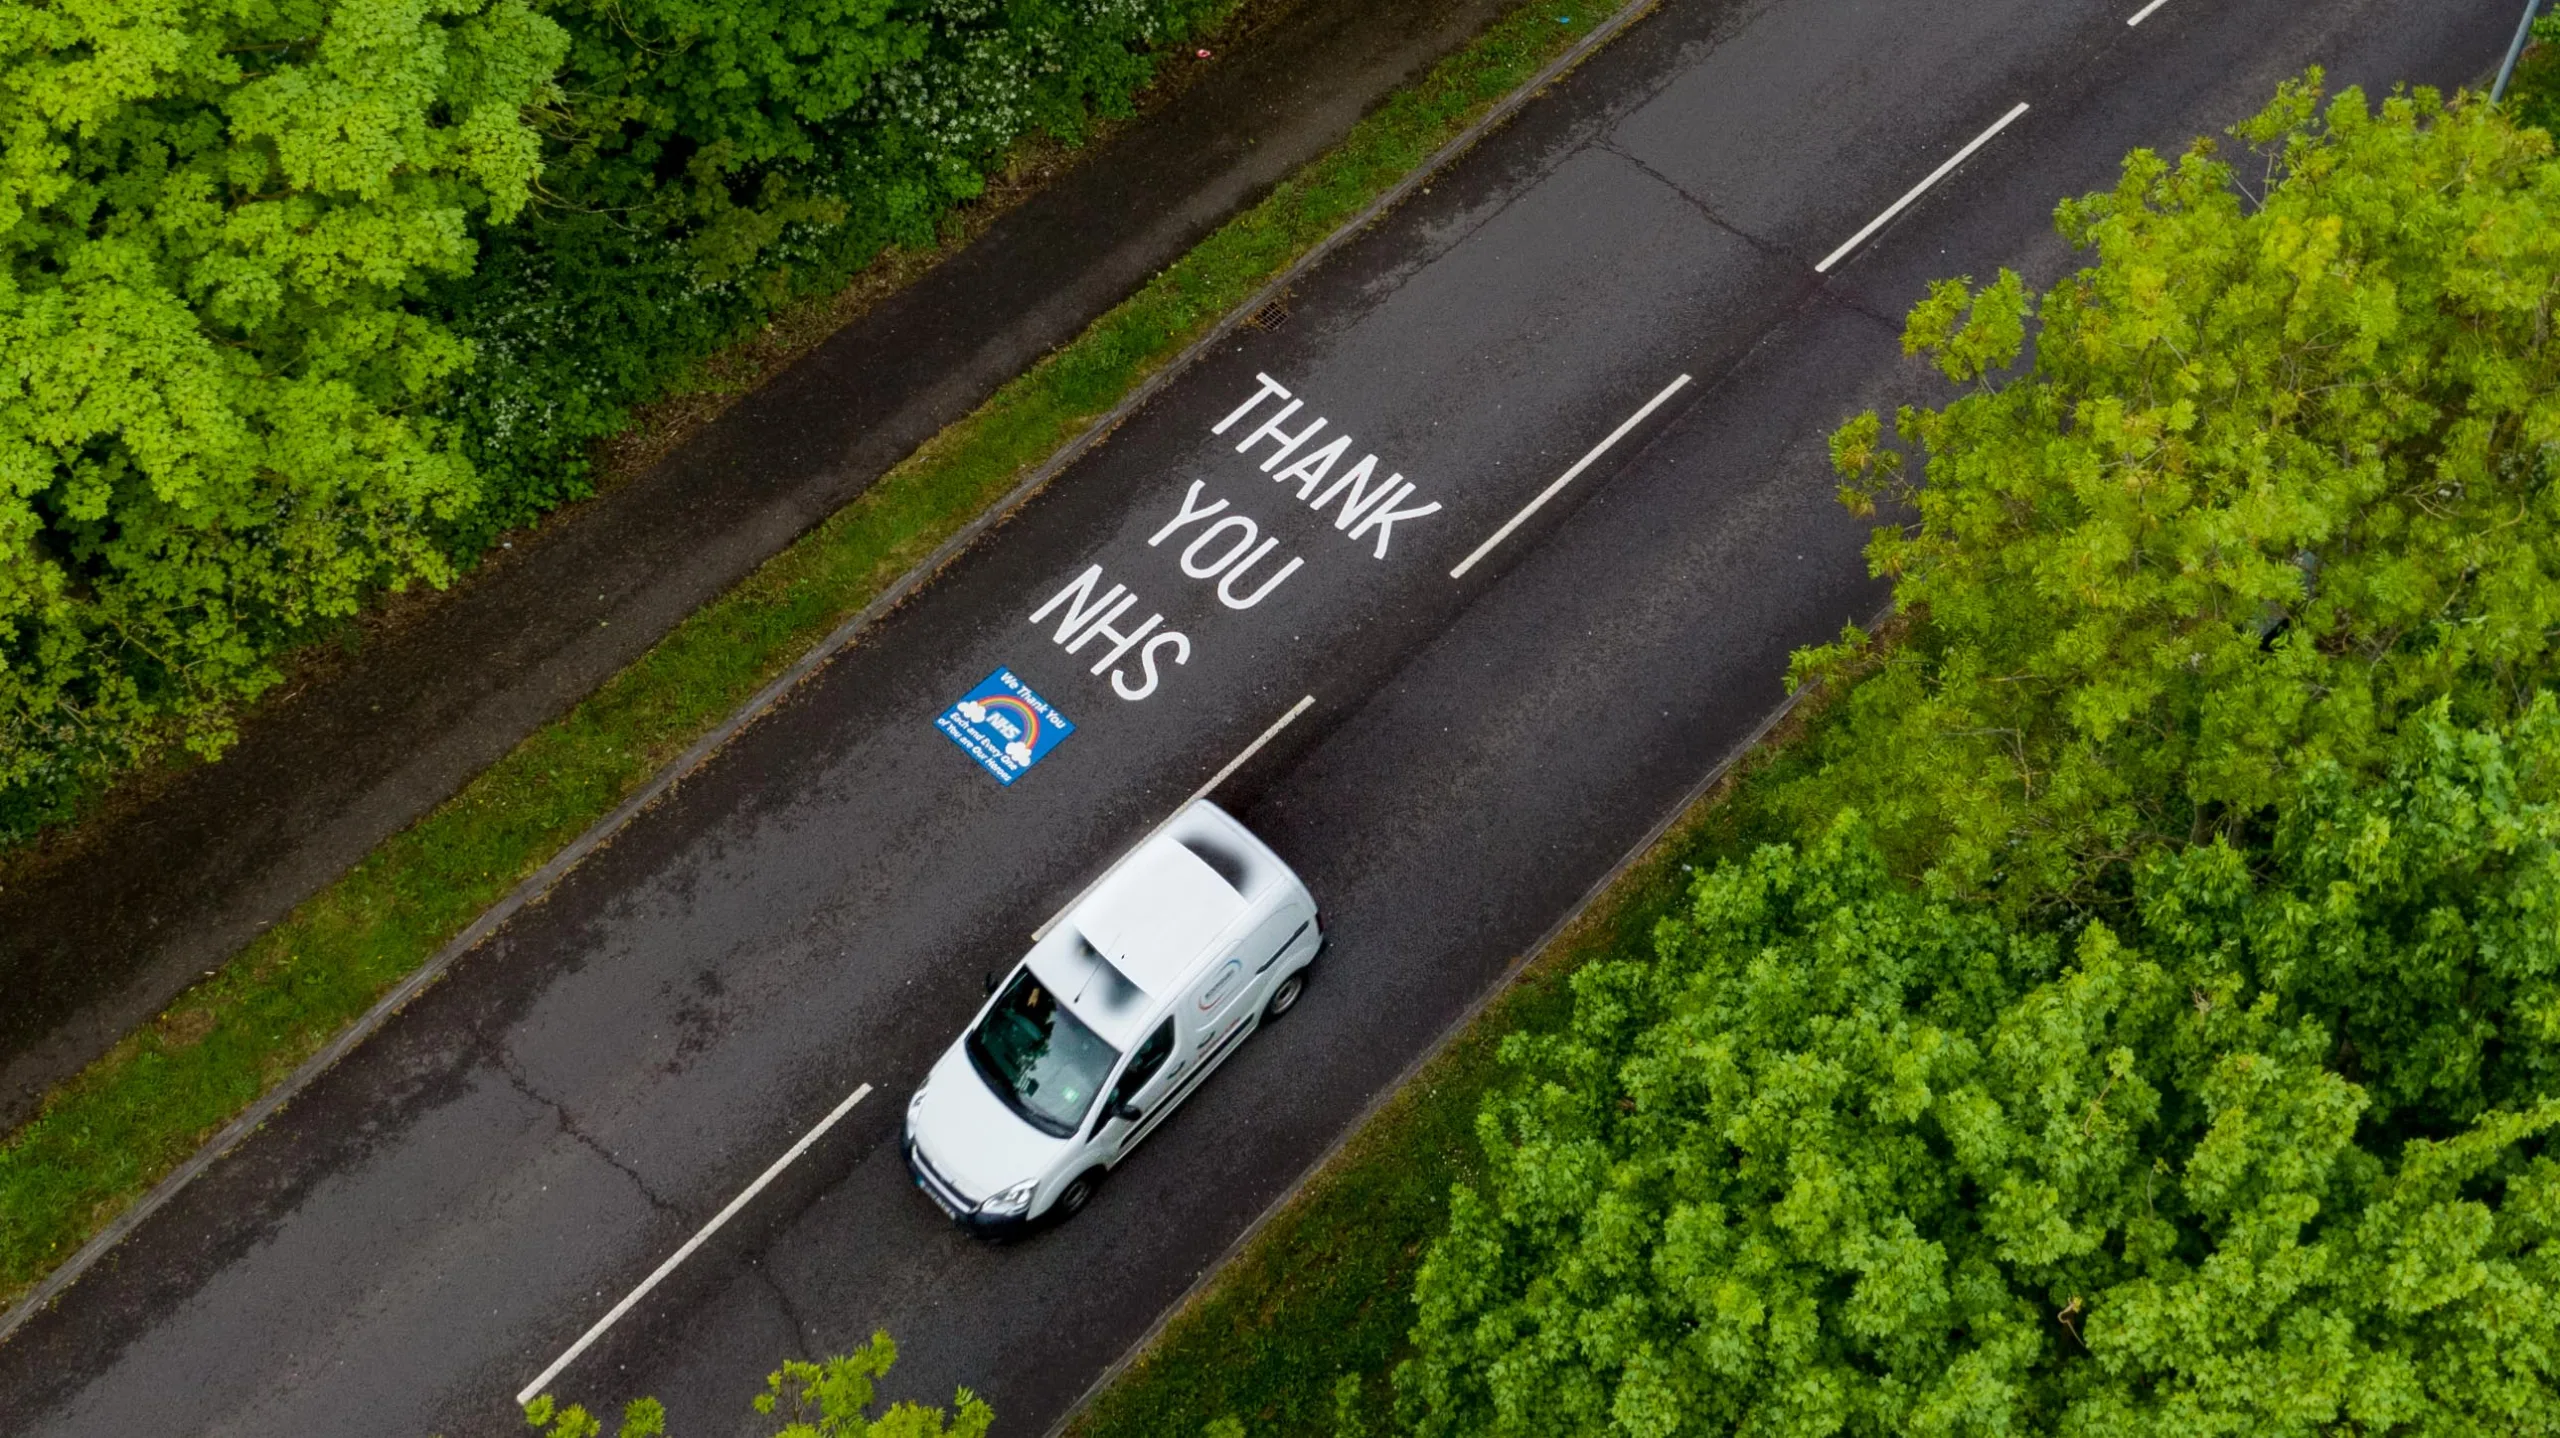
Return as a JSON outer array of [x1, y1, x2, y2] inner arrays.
[[1401, 715, 2560, 1433], [526, 1391, 667, 1438], [0, 0, 566, 823], [2511, 9, 2560, 138], [524, 1331, 991, 1438], [1794, 78, 2560, 908], [0, 0, 1228, 840], [437, 0, 1229, 548], [1396, 79, 2560, 1438]]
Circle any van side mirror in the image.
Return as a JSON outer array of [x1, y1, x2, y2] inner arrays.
[[983, 972, 998, 995], [1112, 1102, 1143, 1124]]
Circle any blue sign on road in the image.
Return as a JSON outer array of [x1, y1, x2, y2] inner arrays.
[[937, 668, 1075, 786]]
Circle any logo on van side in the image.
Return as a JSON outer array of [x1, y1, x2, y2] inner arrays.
[[1196, 959, 1244, 1010]]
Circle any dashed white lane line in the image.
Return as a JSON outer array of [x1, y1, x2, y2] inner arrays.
[[1814, 100, 2032, 274], [515, 1082, 875, 1407], [1448, 374, 1694, 581], [1033, 694, 1317, 942], [2126, 0, 2173, 25]]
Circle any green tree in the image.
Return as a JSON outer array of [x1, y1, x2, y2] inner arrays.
[[0, 0, 565, 815], [1395, 70, 2560, 1438], [437, 0, 1229, 548], [1399, 707, 2560, 1435], [2510, 9, 2560, 137], [525, 1330, 991, 1438], [1797, 77, 2560, 909], [0, 0, 1229, 840]]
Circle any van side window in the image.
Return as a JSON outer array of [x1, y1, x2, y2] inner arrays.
[[1107, 1020, 1177, 1116]]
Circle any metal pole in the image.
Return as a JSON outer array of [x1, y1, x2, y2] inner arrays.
[[2493, 0, 2548, 105]]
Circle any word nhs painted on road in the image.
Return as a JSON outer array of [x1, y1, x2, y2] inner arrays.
[[1030, 565, 1191, 702], [1213, 373, 1440, 559]]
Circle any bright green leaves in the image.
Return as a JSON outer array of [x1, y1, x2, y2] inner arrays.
[[1795, 81, 2560, 907], [1399, 85, 2560, 1431], [0, 0, 1230, 839], [1898, 271, 2028, 386], [1404, 748, 2560, 1435], [524, 1331, 992, 1438], [526, 1390, 668, 1438], [0, 0, 566, 811], [752, 1331, 994, 1438]]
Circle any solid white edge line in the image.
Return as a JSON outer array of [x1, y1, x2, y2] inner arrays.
[[2126, 0, 2172, 25], [1032, 695, 1317, 942], [1814, 100, 2031, 273], [514, 1082, 874, 1408], [1447, 373, 1693, 580]]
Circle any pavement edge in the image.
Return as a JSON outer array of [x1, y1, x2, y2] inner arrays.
[[0, 0, 1669, 1351]]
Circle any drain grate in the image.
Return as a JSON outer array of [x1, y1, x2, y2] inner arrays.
[[1242, 295, 1292, 332]]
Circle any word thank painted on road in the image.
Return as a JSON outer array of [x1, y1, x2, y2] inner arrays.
[[1023, 371, 1443, 704], [1213, 372, 1442, 558], [938, 668, 1076, 785]]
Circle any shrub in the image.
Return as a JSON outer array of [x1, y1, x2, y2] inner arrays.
[[437, 0, 1229, 548], [1401, 709, 2560, 1434], [0, 0, 1229, 841], [2510, 9, 2560, 137]]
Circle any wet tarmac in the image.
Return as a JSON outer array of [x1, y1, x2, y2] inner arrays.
[[0, 0, 2513, 1433], [0, 0, 1524, 1128]]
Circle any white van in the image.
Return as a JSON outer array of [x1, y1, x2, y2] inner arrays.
[[903, 801, 1321, 1232]]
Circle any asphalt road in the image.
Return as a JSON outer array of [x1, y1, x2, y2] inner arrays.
[[0, 0, 1523, 1129], [0, 0, 2514, 1433]]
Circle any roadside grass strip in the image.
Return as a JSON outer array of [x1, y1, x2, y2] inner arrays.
[[1063, 693, 1847, 1438], [0, 0, 1645, 1318]]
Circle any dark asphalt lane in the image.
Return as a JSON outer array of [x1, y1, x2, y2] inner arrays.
[[0, 0, 2514, 1434], [0, 0, 1527, 1130]]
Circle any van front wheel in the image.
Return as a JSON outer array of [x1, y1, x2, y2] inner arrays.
[[1263, 970, 1306, 1022], [1052, 1170, 1104, 1224]]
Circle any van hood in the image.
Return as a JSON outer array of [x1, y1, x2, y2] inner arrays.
[[908, 1043, 1066, 1202]]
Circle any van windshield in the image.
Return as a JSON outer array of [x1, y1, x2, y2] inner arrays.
[[966, 968, 1120, 1138]]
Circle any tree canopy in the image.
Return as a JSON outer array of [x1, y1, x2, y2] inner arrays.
[[1396, 78, 2560, 1438], [1403, 708, 2560, 1434], [0, 0, 1227, 839], [1797, 77, 2560, 908], [0, 0, 565, 798], [524, 1330, 992, 1438]]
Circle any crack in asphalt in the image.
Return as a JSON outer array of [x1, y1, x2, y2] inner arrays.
[[1590, 140, 1909, 332], [494, 1053, 684, 1220], [747, 1260, 818, 1360], [1599, 139, 1809, 270], [1817, 285, 1911, 335]]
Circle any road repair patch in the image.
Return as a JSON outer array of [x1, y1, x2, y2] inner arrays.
[[938, 668, 1076, 786]]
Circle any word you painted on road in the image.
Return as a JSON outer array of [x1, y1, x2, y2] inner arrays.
[[1024, 371, 1442, 703], [938, 668, 1076, 785]]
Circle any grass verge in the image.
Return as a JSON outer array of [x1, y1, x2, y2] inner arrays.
[[1062, 689, 1849, 1438], [0, 0, 1646, 1317]]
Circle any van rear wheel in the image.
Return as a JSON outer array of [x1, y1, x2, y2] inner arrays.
[[1263, 970, 1306, 1021]]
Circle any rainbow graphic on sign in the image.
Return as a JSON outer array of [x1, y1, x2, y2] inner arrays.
[[937, 668, 1075, 786]]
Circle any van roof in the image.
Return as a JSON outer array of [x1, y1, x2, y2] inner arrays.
[[1074, 837, 1247, 996]]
